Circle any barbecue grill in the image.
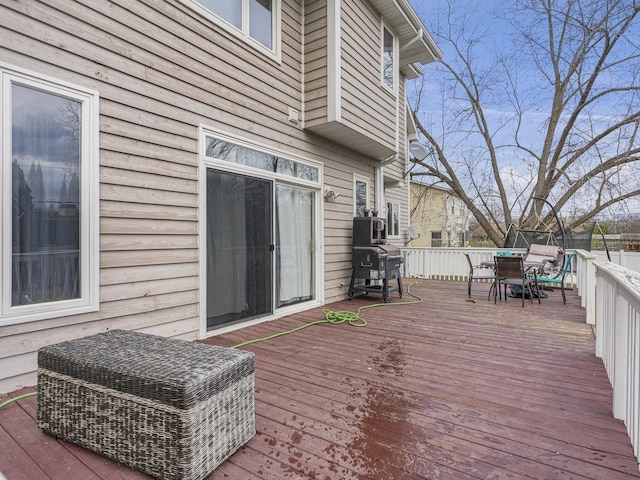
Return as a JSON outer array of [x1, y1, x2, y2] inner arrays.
[[348, 211, 403, 302]]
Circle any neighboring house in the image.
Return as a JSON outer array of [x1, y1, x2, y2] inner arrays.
[[0, 0, 441, 393], [409, 181, 469, 247]]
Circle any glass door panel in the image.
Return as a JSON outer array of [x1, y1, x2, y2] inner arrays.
[[276, 185, 314, 307], [206, 170, 272, 330]]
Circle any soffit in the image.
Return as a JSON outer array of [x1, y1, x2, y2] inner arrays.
[[369, 0, 443, 66]]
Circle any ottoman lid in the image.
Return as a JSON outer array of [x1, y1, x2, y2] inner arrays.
[[38, 329, 255, 409]]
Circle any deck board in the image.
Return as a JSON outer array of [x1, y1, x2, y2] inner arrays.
[[0, 279, 639, 479]]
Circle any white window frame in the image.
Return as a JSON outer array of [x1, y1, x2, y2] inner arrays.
[[381, 22, 398, 94], [386, 201, 400, 237], [180, 0, 282, 62], [198, 125, 324, 338], [353, 174, 370, 217], [0, 64, 99, 326], [430, 230, 443, 247]]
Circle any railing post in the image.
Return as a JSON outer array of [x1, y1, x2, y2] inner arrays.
[[576, 250, 597, 325], [612, 291, 629, 420], [585, 255, 597, 326]]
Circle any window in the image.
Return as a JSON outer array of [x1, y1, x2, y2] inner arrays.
[[1, 66, 99, 325], [386, 201, 400, 237], [190, 0, 278, 55], [381, 25, 396, 91], [205, 136, 318, 181], [354, 176, 369, 217], [250, 0, 274, 49], [201, 0, 241, 29], [431, 231, 443, 247]]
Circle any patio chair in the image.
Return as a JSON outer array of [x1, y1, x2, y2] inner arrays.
[[464, 253, 496, 299], [524, 244, 559, 273], [536, 253, 576, 304], [494, 256, 540, 307]]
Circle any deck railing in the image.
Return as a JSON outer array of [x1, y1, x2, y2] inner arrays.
[[400, 246, 640, 469], [586, 254, 640, 468]]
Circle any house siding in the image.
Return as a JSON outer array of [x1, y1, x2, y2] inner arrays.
[[410, 182, 469, 248], [383, 77, 407, 181], [303, 0, 329, 127], [303, 0, 400, 157], [0, 0, 427, 393], [340, 0, 396, 150]]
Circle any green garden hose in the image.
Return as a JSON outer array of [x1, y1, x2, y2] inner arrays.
[[231, 282, 422, 349], [0, 283, 422, 408], [0, 391, 37, 409]]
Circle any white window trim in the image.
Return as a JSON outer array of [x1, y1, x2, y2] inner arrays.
[[201, 125, 322, 188], [381, 22, 398, 95], [353, 174, 370, 217], [197, 125, 324, 339], [179, 0, 282, 63], [0, 63, 99, 326], [430, 230, 443, 247], [386, 201, 400, 238]]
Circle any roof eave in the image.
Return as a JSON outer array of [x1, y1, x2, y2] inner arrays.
[[371, 0, 443, 67]]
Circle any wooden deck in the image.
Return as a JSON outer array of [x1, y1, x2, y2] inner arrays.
[[2, 279, 639, 479]]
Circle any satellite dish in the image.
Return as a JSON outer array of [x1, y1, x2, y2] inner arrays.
[[409, 143, 429, 161], [405, 226, 421, 245]]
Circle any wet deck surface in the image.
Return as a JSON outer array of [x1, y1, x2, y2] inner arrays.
[[1, 279, 639, 479]]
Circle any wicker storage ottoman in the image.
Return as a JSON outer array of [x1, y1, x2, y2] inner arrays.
[[37, 329, 255, 480]]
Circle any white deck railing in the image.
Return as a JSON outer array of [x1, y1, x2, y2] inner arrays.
[[402, 247, 640, 468], [588, 257, 640, 468]]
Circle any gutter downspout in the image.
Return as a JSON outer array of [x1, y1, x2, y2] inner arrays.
[[375, 154, 398, 214], [400, 28, 423, 53]]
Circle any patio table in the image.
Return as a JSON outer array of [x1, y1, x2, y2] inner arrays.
[[482, 259, 548, 300], [480, 260, 543, 271]]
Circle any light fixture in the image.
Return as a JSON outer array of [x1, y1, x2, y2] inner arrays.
[[409, 142, 430, 161], [324, 187, 341, 201]]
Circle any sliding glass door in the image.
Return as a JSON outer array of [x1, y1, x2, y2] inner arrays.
[[206, 170, 272, 330], [205, 170, 316, 331]]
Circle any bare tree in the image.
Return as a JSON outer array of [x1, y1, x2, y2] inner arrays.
[[409, 0, 640, 246]]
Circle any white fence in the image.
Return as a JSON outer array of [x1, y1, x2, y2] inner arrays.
[[590, 250, 640, 273], [402, 246, 640, 468], [401, 247, 576, 285], [402, 247, 640, 280], [402, 247, 521, 280]]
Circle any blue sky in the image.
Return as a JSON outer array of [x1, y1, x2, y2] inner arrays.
[[407, 0, 640, 218]]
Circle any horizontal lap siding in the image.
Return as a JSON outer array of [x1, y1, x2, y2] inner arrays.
[[385, 79, 409, 245], [322, 146, 375, 301], [340, 0, 396, 151], [0, 0, 205, 392], [0, 0, 388, 391], [304, 0, 329, 127], [384, 79, 407, 181]]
